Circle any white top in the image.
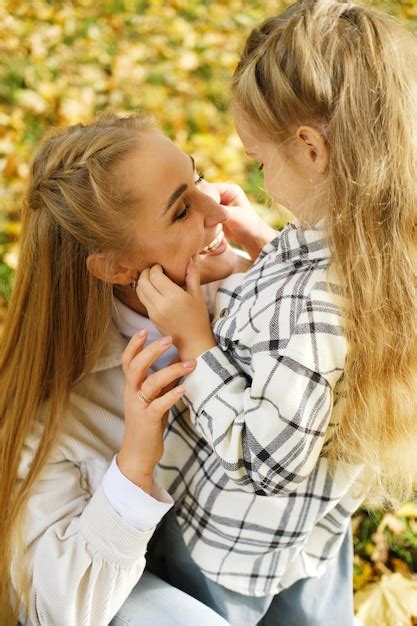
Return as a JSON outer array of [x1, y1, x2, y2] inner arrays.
[[13, 299, 175, 626], [111, 297, 178, 370]]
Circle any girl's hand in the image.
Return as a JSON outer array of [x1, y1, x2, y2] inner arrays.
[[117, 330, 196, 493], [214, 182, 276, 261], [137, 259, 216, 361]]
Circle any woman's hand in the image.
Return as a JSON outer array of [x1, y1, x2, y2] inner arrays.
[[117, 331, 196, 493], [214, 182, 276, 261], [137, 260, 216, 361]]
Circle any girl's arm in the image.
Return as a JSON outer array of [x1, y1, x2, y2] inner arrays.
[[138, 269, 346, 496], [138, 260, 217, 361], [16, 335, 195, 626]]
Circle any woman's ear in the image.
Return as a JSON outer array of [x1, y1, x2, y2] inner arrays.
[[86, 252, 137, 285], [295, 126, 329, 174]]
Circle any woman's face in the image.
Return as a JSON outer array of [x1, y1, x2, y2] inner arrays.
[[121, 131, 238, 285]]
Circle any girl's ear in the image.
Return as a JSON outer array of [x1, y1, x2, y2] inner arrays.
[[295, 126, 329, 174], [86, 252, 137, 285]]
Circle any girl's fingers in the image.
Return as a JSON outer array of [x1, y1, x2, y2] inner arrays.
[[148, 265, 182, 296], [140, 360, 196, 400], [125, 336, 173, 388], [121, 330, 147, 376], [147, 384, 186, 417], [214, 182, 250, 207], [185, 258, 201, 295], [137, 269, 162, 300]]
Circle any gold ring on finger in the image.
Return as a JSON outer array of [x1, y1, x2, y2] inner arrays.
[[137, 389, 156, 404]]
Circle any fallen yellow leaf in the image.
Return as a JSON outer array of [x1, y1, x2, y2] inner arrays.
[[353, 559, 374, 592], [354, 573, 417, 626]]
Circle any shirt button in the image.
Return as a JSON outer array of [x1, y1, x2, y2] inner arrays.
[[219, 307, 229, 318]]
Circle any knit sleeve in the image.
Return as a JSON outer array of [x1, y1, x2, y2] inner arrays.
[[12, 450, 156, 626]]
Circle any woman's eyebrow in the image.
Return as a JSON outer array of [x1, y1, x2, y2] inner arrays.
[[161, 155, 195, 216]]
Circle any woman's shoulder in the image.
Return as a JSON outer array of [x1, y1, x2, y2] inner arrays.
[[18, 333, 126, 483]]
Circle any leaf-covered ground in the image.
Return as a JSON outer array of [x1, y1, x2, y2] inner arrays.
[[1, 1, 416, 623]]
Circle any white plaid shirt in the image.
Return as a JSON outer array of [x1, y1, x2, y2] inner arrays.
[[158, 220, 365, 596]]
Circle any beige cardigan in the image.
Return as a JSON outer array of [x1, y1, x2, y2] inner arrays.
[[13, 326, 155, 626]]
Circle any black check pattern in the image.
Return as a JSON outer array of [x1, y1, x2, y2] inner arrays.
[[158, 220, 365, 596]]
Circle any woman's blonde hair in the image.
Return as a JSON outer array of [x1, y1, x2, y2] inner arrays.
[[232, 0, 417, 507], [0, 112, 155, 625]]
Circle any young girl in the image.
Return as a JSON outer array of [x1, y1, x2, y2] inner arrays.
[[139, 1, 417, 624]]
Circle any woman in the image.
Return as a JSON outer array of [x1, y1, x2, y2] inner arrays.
[[0, 113, 259, 625]]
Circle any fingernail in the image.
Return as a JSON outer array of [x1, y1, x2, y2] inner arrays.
[[176, 385, 185, 394], [159, 336, 172, 346], [136, 330, 146, 338], [183, 360, 196, 368]]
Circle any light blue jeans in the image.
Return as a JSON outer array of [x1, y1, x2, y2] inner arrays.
[[147, 511, 355, 626], [110, 571, 230, 625]]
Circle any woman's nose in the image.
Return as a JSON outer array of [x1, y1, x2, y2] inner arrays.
[[204, 200, 228, 228], [200, 180, 221, 204]]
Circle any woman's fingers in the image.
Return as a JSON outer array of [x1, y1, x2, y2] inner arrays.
[[140, 360, 196, 400], [147, 384, 186, 417], [123, 335, 173, 389], [121, 330, 147, 376]]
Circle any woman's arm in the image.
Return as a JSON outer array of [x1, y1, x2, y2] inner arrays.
[[16, 455, 153, 626], [16, 335, 195, 626]]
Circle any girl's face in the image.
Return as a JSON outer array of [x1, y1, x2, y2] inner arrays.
[[121, 131, 238, 285], [233, 110, 327, 225]]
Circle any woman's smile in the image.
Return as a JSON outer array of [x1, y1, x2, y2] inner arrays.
[[198, 228, 227, 256]]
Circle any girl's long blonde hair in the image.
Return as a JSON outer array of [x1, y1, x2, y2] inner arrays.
[[232, 0, 417, 507], [0, 113, 154, 625]]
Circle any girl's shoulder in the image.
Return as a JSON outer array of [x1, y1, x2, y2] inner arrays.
[[279, 267, 347, 386], [220, 221, 339, 316], [213, 226, 347, 385]]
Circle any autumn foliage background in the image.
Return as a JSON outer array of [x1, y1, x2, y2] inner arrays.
[[1, 1, 417, 623]]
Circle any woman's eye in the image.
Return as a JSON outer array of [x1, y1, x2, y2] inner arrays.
[[195, 172, 204, 185], [174, 202, 190, 221]]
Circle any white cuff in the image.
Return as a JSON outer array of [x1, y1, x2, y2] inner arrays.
[[102, 456, 173, 531]]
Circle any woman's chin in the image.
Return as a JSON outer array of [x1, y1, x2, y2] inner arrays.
[[197, 244, 240, 284]]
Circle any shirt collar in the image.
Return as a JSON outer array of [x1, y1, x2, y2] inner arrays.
[[259, 217, 330, 264], [91, 321, 127, 373], [91, 297, 178, 373]]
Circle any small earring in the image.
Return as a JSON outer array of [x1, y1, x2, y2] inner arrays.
[[130, 278, 138, 290]]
